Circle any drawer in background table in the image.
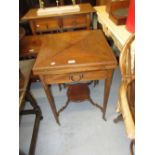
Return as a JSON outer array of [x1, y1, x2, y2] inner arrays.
[[33, 18, 60, 32], [62, 14, 89, 29]]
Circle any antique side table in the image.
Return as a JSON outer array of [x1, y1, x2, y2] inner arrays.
[[33, 29, 117, 124]]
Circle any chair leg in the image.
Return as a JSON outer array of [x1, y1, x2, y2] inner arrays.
[[20, 91, 43, 155], [113, 114, 123, 123], [130, 140, 135, 155], [25, 92, 43, 118], [29, 112, 42, 155]]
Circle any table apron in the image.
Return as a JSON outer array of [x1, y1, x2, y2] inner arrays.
[[42, 69, 113, 84]]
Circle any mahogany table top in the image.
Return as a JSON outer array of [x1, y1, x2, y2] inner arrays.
[[33, 29, 117, 75]]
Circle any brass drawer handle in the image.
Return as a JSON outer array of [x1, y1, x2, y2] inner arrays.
[[69, 73, 83, 82]]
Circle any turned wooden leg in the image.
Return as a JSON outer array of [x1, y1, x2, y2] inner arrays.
[[39, 75, 60, 125], [102, 70, 114, 121]]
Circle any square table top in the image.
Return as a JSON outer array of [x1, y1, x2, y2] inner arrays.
[[33, 29, 117, 75]]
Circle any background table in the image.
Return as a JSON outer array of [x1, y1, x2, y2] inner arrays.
[[94, 5, 132, 51], [21, 3, 96, 34]]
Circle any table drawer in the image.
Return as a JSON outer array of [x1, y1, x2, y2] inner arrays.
[[34, 18, 60, 32], [62, 15, 88, 29], [44, 70, 108, 84]]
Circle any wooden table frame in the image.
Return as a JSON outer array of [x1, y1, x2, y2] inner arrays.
[[39, 69, 114, 125], [33, 30, 117, 125]]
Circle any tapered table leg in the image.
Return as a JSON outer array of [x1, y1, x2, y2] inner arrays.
[[102, 70, 114, 121], [39, 76, 60, 125]]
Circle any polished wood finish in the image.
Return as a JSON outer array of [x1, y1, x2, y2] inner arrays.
[[21, 3, 96, 34], [33, 30, 117, 124], [106, 0, 129, 13], [108, 0, 129, 25], [102, 69, 114, 120], [33, 30, 117, 75], [58, 83, 103, 116], [39, 75, 60, 125], [67, 83, 94, 101], [20, 35, 44, 59]]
